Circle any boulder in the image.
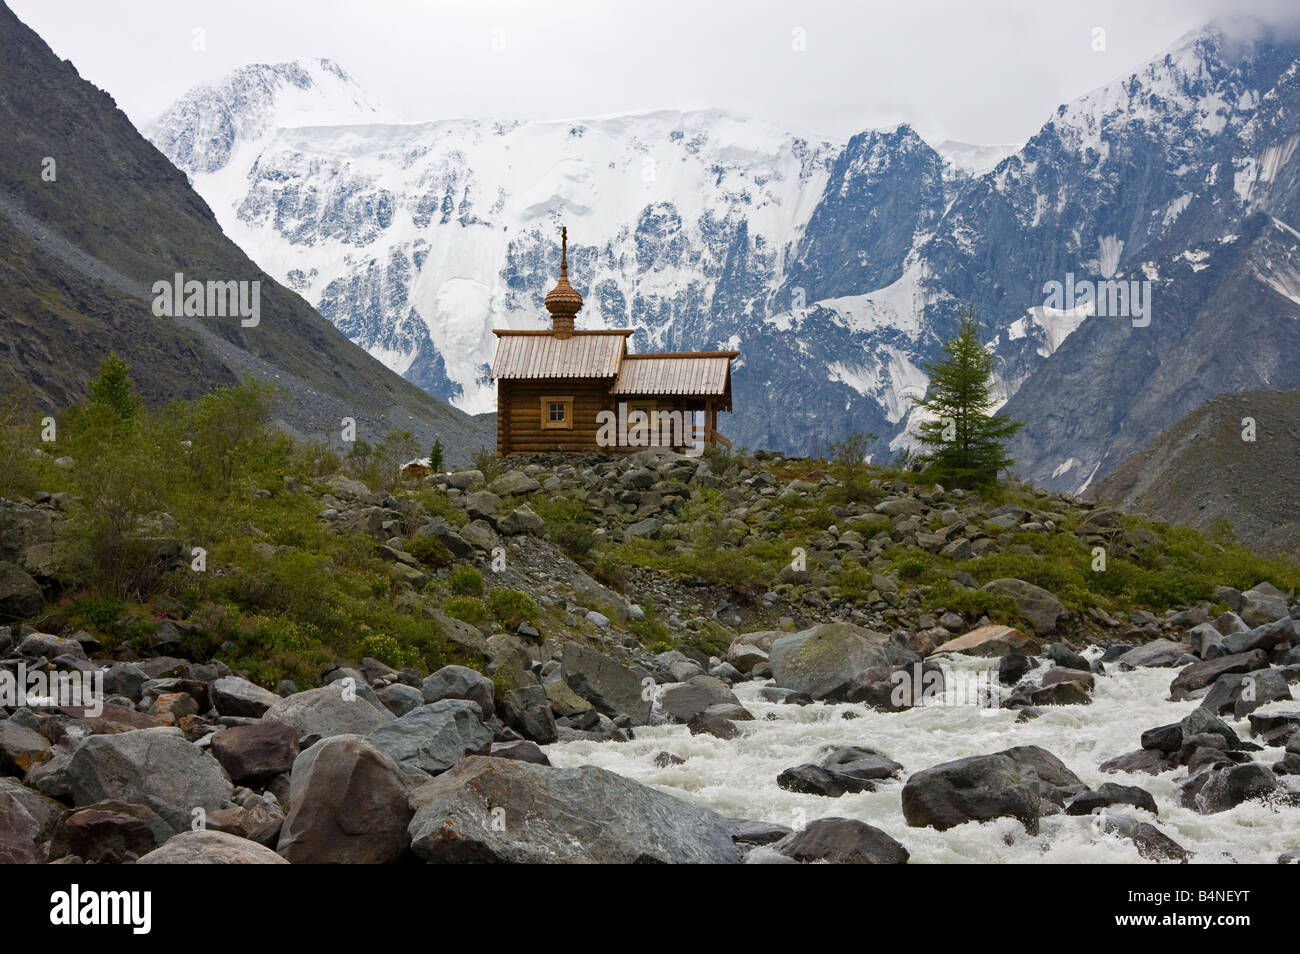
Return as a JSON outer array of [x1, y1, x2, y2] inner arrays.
[[933, 624, 1034, 657], [777, 764, 874, 797], [489, 740, 550, 765], [66, 729, 233, 833], [561, 641, 652, 724], [1065, 783, 1158, 816], [261, 685, 393, 747], [0, 562, 43, 622], [1240, 582, 1290, 626], [902, 753, 1042, 833], [1169, 650, 1269, 700], [1223, 616, 1296, 656], [1179, 763, 1278, 814], [408, 756, 741, 863], [1115, 639, 1188, 669], [421, 665, 495, 718], [725, 643, 770, 674], [0, 719, 51, 774], [46, 800, 172, 863], [497, 506, 545, 536], [981, 579, 1066, 635], [769, 622, 914, 699], [498, 685, 559, 744], [366, 700, 493, 777], [490, 472, 541, 496], [209, 721, 299, 786], [211, 676, 281, 718], [1098, 815, 1189, 863], [139, 830, 288, 864], [276, 735, 412, 864], [771, 817, 909, 864], [1200, 669, 1292, 719], [658, 676, 740, 722], [377, 682, 425, 716]]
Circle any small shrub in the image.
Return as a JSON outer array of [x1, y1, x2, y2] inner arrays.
[[407, 534, 454, 568], [488, 588, 540, 629], [443, 596, 489, 625], [472, 447, 503, 482], [448, 565, 485, 596]]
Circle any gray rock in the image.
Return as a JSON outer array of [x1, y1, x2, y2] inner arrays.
[[16, 631, 86, 660], [139, 829, 288, 864], [0, 562, 44, 622], [421, 665, 495, 719], [771, 816, 909, 864], [498, 685, 558, 744], [1223, 616, 1296, 656], [1098, 814, 1189, 862], [1066, 783, 1158, 816], [66, 729, 234, 833], [490, 472, 541, 496], [211, 676, 281, 718], [377, 682, 425, 716], [1241, 582, 1290, 626], [1200, 668, 1292, 719], [561, 641, 652, 724], [1115, 639, 1189, 669], [445, 469, 484, 491], [408, 756, 741, 863], [262, 685, 393, 747], [497, 506, 545, 536], [489, 740, 550, 765], [902, 753, 1042, 833], [770, 622, 914, 700], [658, 676, 739, 722], [981, 578, 1067, 635], [1179, 762, 1278, 814], [366, 700, 493, 776], [1170, 649, 1269, 700], [277, 735, 412, 863]]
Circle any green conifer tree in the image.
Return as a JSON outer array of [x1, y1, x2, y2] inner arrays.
[[911, 307, 1022, 488]]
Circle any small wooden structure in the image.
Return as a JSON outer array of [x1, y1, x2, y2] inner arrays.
[[491, 228, 737, 456]]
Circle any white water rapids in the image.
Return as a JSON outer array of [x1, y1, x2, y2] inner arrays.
[[544, 651, 1300, 863]]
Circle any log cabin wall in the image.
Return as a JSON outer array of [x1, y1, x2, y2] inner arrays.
[[500, 378, 615, 453], [498, 381, 698, 454]]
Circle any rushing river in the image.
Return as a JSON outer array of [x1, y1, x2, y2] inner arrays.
[[544, 651, 1300, 863]]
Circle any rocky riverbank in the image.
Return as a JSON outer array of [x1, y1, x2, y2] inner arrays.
[[2, 448, 1298, 862]]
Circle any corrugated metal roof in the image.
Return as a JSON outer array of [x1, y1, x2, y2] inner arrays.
[[609, 354, 733, 396], [491, 332, 629, 380]]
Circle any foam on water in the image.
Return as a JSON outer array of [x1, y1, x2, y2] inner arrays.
[[544, 653, 1300, 863]]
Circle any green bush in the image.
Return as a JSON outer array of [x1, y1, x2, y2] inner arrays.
[[448, 565, 485, 596], [488, 588, 540, 629], [922, 579, 1019, 622], [355, 633, 419, 671], [443, 596, 489, 625], [532, 496, 598, 558], [407, 534, 454, 569]]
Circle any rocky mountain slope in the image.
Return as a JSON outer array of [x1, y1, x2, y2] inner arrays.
[[0, 2, 492, 463], [2, 445, 1298, 863], [145, 23, 1300, 485], [1096, 388, 1300, 555]]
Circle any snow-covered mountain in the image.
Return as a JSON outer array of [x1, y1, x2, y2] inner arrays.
[[146, 23, 1300, 489]]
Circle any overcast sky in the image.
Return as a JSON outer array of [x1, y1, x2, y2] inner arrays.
[[12, 0, 1300, 144]]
